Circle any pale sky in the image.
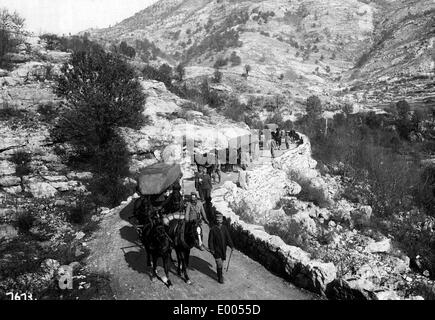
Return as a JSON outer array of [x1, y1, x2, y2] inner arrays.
[[0, 0, 158, 35]]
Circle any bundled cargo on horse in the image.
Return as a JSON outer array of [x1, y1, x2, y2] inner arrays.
[[136, 163, 182, 195]]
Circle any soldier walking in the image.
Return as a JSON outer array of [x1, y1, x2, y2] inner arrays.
[[208, 213, 234, 284]]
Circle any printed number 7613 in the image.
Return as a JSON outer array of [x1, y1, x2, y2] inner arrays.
[[6, 292, 34, 300]]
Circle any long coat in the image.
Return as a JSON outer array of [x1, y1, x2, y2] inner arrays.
[[208, 224, 234, 260]]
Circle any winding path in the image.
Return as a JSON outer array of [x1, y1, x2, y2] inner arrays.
[[86, 196, 317, 300]]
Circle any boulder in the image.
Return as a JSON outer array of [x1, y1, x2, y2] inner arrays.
[[365, 238, 392, 253], [0, 176, 21, 187], [0, 160, 16, 176], [27, 181, 58, 198], [375, 290, 401, 300], [293, 260, 337, 295], [42, 175, 68, 182], [3, 186, 22, 195], [326, 278, 378, 300], [285, 181, 302, 196], [0, 224, 18, 241], [66, 171, 93, 180]]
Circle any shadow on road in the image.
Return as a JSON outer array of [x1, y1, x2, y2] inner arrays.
[[120, 225, 139, 245], [119, 199, 135, 223], [189, 255, 217, 282]]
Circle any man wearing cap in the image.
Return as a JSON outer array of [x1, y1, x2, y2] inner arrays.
[[196, 166, 213, 202], [208, 213, 234, 284], [185, 192, 209, 250]]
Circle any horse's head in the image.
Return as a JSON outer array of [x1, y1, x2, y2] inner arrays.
[[184, 220, 202, 248]]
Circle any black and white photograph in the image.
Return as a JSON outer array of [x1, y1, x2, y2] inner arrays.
[[0, 0, 434, 307]]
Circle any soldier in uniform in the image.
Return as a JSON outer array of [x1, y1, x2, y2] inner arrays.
[[208, 213, 234, 284]]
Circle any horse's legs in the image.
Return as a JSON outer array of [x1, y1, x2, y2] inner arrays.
[[185, 249, 191, 268], [144, 245, 152, 267], [151, 254, 158, 280], [176, 250, 182, 276], [182, 250, 191, 284], [163, 254, 172, 287]]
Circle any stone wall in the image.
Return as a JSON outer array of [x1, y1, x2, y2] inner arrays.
[[212, 186, 337, 297]]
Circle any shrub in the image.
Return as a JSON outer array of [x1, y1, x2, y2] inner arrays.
[[306, 95, 322, 119], [11, 150, 32, 177], [142, 63, 173, 88], [229, 51, 242, 66], [52, 47, 145, 206], [68, 193, 94, 224], [119, 41, 136, 58], [175, 63, 186, 81], [16, 212, 36, 234], [212, 69, 223, 83], [416, 165, 435, 216], [213, 57, 228, 68], [0, 102, 25, 120], [37, 102, 57, 122], [0, 8, 25, 68], [224, 97, 247, 122]]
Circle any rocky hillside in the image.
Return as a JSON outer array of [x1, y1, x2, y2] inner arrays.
[[339, 0, 435, 110], [213, 135, 435, 299], [0, 35, 251, 299], [86, 0, 434, 113]]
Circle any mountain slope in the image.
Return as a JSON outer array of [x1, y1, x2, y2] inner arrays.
[[86, 0, 435, 112]]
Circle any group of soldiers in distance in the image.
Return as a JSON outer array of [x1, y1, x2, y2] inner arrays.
[[269, 128, 304, 158]]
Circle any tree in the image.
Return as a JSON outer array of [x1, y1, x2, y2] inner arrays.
[[119, 41, 136, 58], [53, 48, 146, 155], [396, 100, 410, 119], [342, 103, 354, 115], [175, 63, 186, 81], [52, 48, 146, 205], [212, 68, 222, 83], [0, 8, 25, 67], [229, 51, 242, 66], [306, 95, 322, 119]]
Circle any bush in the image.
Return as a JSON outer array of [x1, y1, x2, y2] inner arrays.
[[119, 41, 136, 58], [306, 95, 322, 119], [229, 51, 242, 66], [0, 8, 25, 68], [37, 102, 57, 122], [52, 47, 145, 206], [11, 150, 32, 177], [142, 63, 173, 88], [68, 194, 94, 224], [213, 57, 228, 68], [0, 102, 25, 120], [416, 166, 435, 216], [224, 97, 247, 122], [175, 63, 185, 81], [212, 69, 223, 83], [16, 212, 36, 234]]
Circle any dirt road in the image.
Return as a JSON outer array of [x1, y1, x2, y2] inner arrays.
[[86, 198, 318, 300]]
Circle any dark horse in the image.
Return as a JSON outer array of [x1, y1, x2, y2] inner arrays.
[[167, 219, 201, 284], [133, 196, 173, 287], [140, 219, 173, 287]]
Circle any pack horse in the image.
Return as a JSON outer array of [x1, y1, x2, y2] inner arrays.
[[131, 163, 204, 287]]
